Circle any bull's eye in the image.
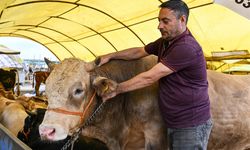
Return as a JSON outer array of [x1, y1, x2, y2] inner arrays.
[[74, 89, 83, 95]]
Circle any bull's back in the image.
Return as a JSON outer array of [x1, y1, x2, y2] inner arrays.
[[96, 56, 157, 82], [207, 70, 250, 93], [207, 70, 250, 103]]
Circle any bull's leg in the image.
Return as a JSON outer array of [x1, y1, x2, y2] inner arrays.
[[35, 82, 41, 96], [107, 140, 121, 150], [144, 122, 168, 150], [82, 127, 121, 150]]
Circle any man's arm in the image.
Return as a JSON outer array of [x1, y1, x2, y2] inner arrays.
[[102, 62, 173, 101], [99, 47, 148, 66]]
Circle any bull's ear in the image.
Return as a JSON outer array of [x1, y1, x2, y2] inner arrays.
[[44, 57, 57, 71], [26, 109, 37, 116], [5, 101, 14, 105], [85, 57, 100, 71], [92, 77, 118, 96]]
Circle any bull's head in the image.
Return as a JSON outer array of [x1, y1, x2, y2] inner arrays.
[[38, 58, 117, 141]]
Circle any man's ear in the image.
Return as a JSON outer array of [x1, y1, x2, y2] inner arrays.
[[92, 76, 118, 96], [180, 15, 187, 24]]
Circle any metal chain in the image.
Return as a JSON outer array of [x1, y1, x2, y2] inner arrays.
[[61, 102, 106, 150]]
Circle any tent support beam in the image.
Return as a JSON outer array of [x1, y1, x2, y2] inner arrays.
[[15, 24, 96, 57], [206, 55, 250, 61], [54, 16, 118, 52], [12, 29, 75, 57]]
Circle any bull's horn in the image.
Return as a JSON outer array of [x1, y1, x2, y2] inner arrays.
[[44, 57, 56, 71]]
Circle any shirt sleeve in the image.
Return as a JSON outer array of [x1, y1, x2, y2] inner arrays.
[[160, 43, 201, 72], [144, 38, 162, 56]]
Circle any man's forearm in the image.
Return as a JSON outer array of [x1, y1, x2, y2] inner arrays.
[[116, 62, 173, 95], [101, 63, 173, 101], [116, 71, 156, 95]]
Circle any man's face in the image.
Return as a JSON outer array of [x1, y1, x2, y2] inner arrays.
[[158, 8, 185, 40]]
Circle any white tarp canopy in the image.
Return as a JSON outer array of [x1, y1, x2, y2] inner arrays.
[[0, 45, 23, 68], [215, 0, 250, 19]]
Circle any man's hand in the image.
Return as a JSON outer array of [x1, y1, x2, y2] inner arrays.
[[98, 54, 111, 66], [102, 89, 117, 102]]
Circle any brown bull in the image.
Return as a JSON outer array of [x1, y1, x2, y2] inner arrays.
[[32, 71, 50, 96], [39, 56, 250, 150]]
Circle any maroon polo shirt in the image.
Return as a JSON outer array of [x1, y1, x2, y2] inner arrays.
[[145, 29, 211, 128]]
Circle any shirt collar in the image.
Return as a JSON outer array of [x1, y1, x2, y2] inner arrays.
[[167, 28, 190, 45]]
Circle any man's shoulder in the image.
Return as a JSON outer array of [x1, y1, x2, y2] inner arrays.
[[176, 35, 202, 50]]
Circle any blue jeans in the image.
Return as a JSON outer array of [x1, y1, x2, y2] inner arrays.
[[167, 119, 213, 150]]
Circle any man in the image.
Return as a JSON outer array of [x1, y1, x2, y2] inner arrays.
[[99, 0, 212, 149]]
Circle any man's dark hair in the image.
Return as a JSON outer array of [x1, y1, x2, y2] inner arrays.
[[160, 0, 189, 23]]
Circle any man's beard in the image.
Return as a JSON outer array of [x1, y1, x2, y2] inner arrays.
[[160, 29, 180, 41]]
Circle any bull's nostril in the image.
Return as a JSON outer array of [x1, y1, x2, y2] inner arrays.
[[48, 128, 56, 136], [39, 126, 56, 138]]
